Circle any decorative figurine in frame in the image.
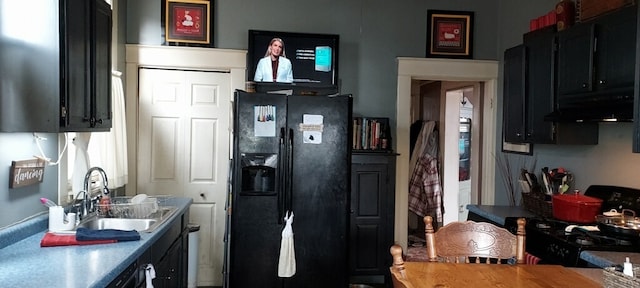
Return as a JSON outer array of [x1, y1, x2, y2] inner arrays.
[[162, 0, 214, 47], [426, 10, 474, 59]]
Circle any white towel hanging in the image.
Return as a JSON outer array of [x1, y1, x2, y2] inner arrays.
[[278, 211, 296, 277], [145, 264, 156, 288]]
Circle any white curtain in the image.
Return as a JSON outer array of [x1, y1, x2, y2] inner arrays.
[[88, 70, 128, 188], [72, 133, 91, 194]]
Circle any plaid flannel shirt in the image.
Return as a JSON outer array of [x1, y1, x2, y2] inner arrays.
[[408, 155, 443, 223]]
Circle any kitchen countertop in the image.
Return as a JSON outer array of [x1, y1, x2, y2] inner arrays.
[[568, 268, 603, 285], [0, 197, 192, 288], [580, 250, 640, 268], [466, 205, 536, 226]]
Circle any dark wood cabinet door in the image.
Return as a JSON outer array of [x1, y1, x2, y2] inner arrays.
[[154, 239, 183, 288], [0, 0, 60, 132], [62, 0, 111, 132], [635, 4, 640, 153], [595, 7, 637, 91], [524, 28, 556, 144], [557, 23, 595, 96], [349, 153, 396, 285], [93, 0, 113, 129], [558, 6, 636, 96], [61, 0, 91, 131], [502, 45, 527, 143]]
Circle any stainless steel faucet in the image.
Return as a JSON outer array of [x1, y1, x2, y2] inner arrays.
[[77, 167, 110, 219]]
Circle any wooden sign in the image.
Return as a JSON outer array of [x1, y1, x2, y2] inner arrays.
[[10, 159, 46, 188]]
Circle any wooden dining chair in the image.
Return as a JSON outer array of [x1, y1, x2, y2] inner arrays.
[[424, 216, 526, 264], [389, 244, 416, 288]]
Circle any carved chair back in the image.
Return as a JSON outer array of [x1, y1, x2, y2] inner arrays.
[[424, 216, 526, 264]]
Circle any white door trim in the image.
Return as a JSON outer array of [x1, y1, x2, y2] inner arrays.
[[125, 44, 246, 195], [395, 57, 498, 249]]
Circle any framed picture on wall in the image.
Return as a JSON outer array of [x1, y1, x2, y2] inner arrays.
[[426, 10, 474, 59], [162, 0, 214, 47]]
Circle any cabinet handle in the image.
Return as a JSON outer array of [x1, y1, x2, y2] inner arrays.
[[581, 83, 588, 88], [599, 79, 606, 85], [89, 117, 103, 127]]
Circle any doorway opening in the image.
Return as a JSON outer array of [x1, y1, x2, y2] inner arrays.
[[395, 58, 499, 251], [405, 82, 483, 261]]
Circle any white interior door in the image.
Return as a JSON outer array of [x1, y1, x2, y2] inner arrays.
[[442, 90, 462, 225], [137, 68, 230, 286]]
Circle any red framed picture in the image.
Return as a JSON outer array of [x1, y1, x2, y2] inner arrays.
[[163, 0, 212, 46], [426, 10, 474, 59]]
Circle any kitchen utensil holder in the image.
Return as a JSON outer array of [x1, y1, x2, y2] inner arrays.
[[522, 191, 553, 218]]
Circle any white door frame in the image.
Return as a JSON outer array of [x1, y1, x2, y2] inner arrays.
[[125, 45, 246, 195], [395, 57, 498, 249]]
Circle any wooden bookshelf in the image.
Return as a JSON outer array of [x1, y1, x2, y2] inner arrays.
[[352, 117, 392, 152]]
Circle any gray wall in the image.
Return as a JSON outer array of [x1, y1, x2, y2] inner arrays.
[[127, 0, 501, 121], [0, 133, 58, 227]]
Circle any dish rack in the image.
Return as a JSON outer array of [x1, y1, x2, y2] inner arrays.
[[96, 196, 168, 219], [603, 265, 640, 288]]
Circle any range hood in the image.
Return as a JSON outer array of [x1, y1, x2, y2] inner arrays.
[[544, 88, 634, 122]]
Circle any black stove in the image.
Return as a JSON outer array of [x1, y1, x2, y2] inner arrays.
[[504, 185, 640, 267]]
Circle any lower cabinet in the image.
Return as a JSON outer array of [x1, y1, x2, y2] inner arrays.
[[154, 233, 187, 288], [349, 152, 397, 286], [108, 209, 189, 288]]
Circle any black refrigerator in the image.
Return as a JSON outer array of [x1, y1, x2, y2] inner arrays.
[[225, 90, 352, 288]]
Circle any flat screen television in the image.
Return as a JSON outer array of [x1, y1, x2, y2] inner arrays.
[[247, 29, 339, 87]]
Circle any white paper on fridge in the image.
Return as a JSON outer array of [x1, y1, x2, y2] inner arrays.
[[300, 114, 323, 144], [254, 105, 276, 137]]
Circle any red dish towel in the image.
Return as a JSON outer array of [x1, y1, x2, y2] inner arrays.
[[40, 232, 117, 247]]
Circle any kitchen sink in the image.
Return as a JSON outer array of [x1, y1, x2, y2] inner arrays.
[[76, 206, 178, 233]]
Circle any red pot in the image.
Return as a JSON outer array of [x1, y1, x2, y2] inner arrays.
[[552, 194, 603, 223]]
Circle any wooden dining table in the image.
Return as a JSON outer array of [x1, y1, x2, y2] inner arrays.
[[399, 262, 602, 287]]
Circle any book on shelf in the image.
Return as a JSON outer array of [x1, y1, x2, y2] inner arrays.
[[352, 117, 392, 152]]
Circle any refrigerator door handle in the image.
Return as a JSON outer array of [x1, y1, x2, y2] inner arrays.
[[286, 128, 294, 213], [277, 127, 286, 224]]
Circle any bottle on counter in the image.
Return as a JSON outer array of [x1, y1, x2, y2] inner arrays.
[[99, 189, 111, 217], [623, 257, 634, 277]]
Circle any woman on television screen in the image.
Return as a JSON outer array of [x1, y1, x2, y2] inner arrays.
[[254, 38, 294, 83]]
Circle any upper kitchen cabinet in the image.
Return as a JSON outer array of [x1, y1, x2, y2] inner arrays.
[[62, 0, 112, 132], [502, 45, 527, 144], [557, 6, 637, 97], [0, 0, 112, 132], [522, 27, 556, 144], [634, 3, 640, 153], [503, 27, 598, 145]]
